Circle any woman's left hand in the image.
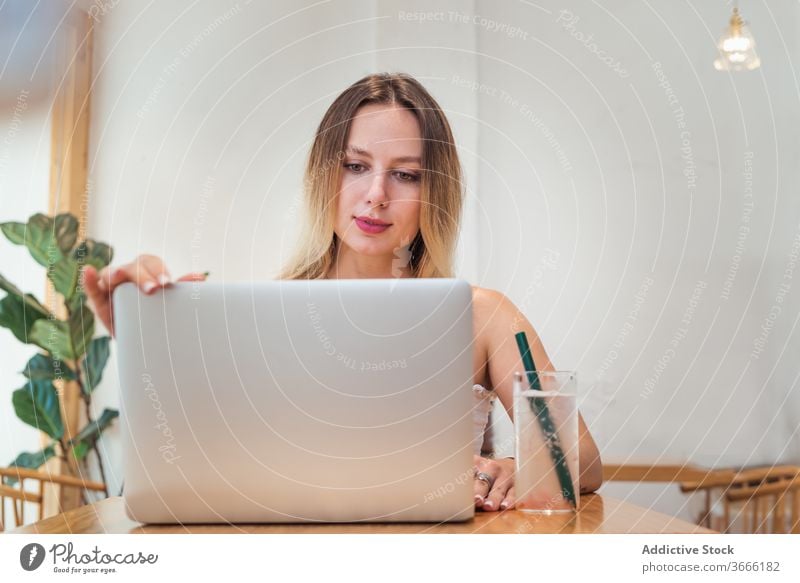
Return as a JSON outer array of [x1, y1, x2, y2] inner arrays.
[[473, 455, 515, 512]]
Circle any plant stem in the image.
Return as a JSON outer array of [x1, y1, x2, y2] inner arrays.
[[57, 438, 69, 462], [56, 438, 92, 507], [74, 363, 108, 497], [84, 403, 108, 498], [67, 300, 110, 499], [94, 447, 109, 497]]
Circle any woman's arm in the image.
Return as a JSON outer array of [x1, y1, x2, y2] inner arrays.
[[84, 255, 208, 336], [576, 411, 603, 493], [476, 287, 603, 494]]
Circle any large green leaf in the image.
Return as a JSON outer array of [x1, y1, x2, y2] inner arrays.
[[22, 352, 76, 382], [1, 214, 55, 266], [52, 214, 83, 298], [0, 214, 81, 299], [0, 272, 51, 319], [0, 298, 53, 345], [72, 239, 113, 271], [54, 214, 79, 255], [81, 336, 110, 395], [66, 288, 86, 315], [0, 273, 51, 344], [50, 259, 80, 300], [0, 221, 27, 245], [3, 445, 56, 486], [69, 408, 119, 449], [70, 441, 90, 461], [68, 298, 95, 359], [0, 275, 50, 344], [12, 379, 64, 440], [28, 301, 94, 360], [29, 318, 72, 358], [0, 294, 41, 343], [2, 213, 79, 259]]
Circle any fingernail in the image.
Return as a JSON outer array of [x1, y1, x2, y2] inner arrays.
[[158, 274, 171, 286], [143, 282, 156, 293], [483, 500, 494, 510], [500, 502, 509, 510], [474, 495, 483, 505]]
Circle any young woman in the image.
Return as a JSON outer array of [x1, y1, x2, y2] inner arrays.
[[84, 72, 603, 512]]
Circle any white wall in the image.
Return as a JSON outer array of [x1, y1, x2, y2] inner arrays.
[[472, 0, 800, 520], [84, 0, 800, 522], [0, 98, 53, 525]]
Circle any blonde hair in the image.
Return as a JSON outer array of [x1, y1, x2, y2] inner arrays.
[[278, 72, 463, 280]]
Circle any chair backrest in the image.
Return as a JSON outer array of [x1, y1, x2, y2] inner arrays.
[[0, 466, 106, 531], [680, 465, 800, 534]]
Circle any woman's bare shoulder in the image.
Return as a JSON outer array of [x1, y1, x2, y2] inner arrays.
[[470, 285, 518, 327], [471, 285, 513, 309]]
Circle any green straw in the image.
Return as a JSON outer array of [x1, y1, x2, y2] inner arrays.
[[514, 331, 577, 509]]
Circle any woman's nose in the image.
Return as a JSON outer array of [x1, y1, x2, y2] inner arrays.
[[366, 171, 388, 207]]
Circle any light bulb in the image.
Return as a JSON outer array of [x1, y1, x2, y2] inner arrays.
[[714, 7, 760, 71]]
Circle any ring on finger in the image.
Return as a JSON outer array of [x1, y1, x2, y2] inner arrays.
[[475, 471, 495, 490]]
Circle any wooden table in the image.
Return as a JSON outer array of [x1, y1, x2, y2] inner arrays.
[[9, 494, 714, 534]]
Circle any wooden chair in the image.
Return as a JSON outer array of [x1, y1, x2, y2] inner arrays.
[[679, 465, 800, 533], [603, 463, 719, 484], [0, 466, 107, 531]]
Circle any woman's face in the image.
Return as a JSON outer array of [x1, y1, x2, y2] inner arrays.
[[333, 103, 423, 262]]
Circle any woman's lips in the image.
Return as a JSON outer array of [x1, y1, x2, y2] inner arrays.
[[354, 217, 391, 234]]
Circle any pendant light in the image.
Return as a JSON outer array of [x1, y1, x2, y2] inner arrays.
[[713, 5, 760, 71]]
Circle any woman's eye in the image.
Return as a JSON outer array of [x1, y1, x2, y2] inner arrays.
[[395, 171, 420, 183], [344, 163, 366, 173]]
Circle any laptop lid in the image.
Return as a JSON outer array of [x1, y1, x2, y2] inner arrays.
[[114, 278, 475, 523]]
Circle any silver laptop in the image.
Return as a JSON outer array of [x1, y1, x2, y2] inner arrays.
[[113, 278, 475, 524]]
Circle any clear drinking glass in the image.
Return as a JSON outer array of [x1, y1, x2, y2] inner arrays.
[[513, 370, 580, 514]]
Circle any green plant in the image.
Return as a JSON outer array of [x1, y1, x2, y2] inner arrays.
[[0, 212, 117, 498]]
